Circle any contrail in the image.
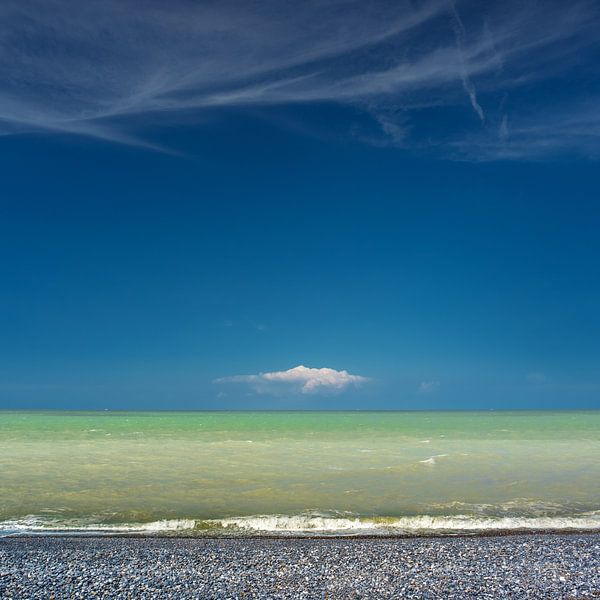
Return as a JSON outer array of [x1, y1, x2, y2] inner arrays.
[[449, 0, 485, 122]]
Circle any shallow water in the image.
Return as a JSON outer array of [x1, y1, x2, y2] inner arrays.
[[1, 411, 599, 535]]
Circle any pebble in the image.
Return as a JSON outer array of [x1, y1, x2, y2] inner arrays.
[[0, 534, 599, 599]]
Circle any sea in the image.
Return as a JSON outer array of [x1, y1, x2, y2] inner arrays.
[[1, 411, 599, 537]]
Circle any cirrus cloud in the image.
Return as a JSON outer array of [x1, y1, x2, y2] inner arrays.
[[214, 365, 369, 395], [0, 0, 599, 159]]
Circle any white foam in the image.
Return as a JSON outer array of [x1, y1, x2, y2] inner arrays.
[[2, 512, 600, 536], [0, 517, 196, 536], [216, 513, 600, 534], [419, 454, 448, 465]]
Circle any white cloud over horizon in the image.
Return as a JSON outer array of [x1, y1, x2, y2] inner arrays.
[[215, 365, 369, 394], [1, 0, 599, 159]]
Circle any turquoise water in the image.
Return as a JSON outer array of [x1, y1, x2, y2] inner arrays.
[[1, 411, 599, 535]]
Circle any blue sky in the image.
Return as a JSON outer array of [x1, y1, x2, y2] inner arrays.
[[1, 0, 600, 409]]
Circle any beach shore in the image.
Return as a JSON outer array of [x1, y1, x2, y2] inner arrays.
[[1, 534, 599, 598]]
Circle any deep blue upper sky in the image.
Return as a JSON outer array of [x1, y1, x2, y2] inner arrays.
[[1, 0, 600, 409]]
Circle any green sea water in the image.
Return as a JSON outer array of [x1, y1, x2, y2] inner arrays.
[[1, 411, 599, 535]]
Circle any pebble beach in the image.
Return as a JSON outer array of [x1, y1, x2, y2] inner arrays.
[[1, 534, 599, 599]]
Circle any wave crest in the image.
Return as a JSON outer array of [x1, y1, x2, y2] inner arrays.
[[3, 511, 600, 537], [217, 512, 600, 533]]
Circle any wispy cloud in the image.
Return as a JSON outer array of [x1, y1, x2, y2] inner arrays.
[[451, 101, 600, 161], [448, 0, 485, 122], [215, 365, 369, 394], [0, 0, 598, 158], [526, 372, 548, 385], [418, 380, 440, 394]]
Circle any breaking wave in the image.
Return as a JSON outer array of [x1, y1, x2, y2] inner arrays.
[[0, 517, 197, 536], [2, 511, 600, 537], [217, 512, 600, 534]]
